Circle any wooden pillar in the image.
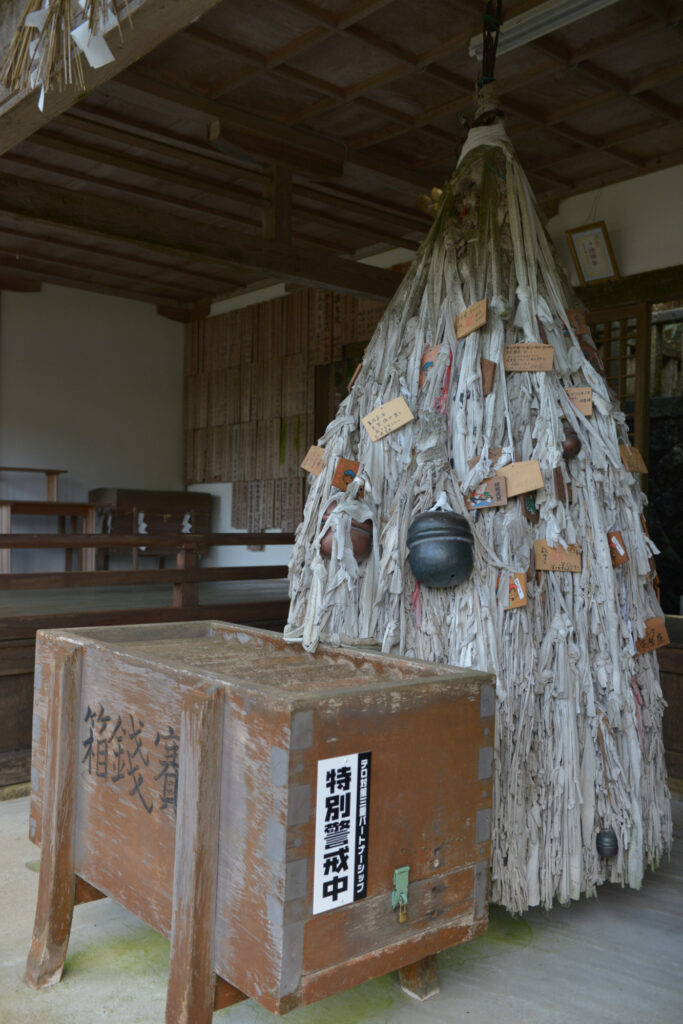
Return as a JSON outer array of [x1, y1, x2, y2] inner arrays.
[[0, 502, 11, 573], [173, 545, 198, 609], [80, 507, 97, 572], [46, 471, 58, 501], [26, 646, 82, 989], [398, 954, 440, 1001], [165, 684, 230, 1024]]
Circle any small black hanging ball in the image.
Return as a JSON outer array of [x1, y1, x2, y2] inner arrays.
[[596, 827, 619, 859], [407, 510, 474, 588]]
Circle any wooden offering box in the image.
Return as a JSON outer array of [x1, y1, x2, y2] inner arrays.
[[28, 621, 494, 1021]]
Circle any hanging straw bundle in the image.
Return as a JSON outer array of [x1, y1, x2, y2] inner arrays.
[[0, 0, 124, 99], [285, 84, 672, 913]]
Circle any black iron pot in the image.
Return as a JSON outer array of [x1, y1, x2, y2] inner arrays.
[[596, 827, 618, 859], [407, 510, 474, 588]]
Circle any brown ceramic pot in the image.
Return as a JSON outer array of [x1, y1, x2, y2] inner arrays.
[[320, 501, 373, 560], [562, 422, 582, 461]]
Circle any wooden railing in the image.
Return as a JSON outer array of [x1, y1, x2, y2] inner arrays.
[[0, 532, 295, 639]]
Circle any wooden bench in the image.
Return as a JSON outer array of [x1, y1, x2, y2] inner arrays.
[[0, 466, 67, 501], [0, 501, 97, 573]]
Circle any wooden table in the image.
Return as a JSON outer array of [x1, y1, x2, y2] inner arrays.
[[0, 466, 67, 501], [0, 501, 97, 573]]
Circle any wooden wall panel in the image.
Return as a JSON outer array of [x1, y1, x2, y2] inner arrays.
[[184, 288, 387, 529]]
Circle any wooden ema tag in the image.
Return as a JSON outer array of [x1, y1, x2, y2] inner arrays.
[[465, 475, 507, 510], [480, 357, 496, 396], [503, 344, 554, 373], [455, 298, 488, 340], [607, 530, 629, 567], [620, 444, 648, 474], [537, 318, 548, 344], [362, 396, 414, 442], [566, 308, 589, 334], [566, 387, 593, 416], [636, 617, 670, 655], [301, 445, 325, 476], [347, 362, 363, 393], [468, 447, 507, 470], [419, 345, 441, 388], [534, 540, 582, 572], [497, 459, 543, 498], [507, 572, 527, 610], [553, 466, 572, 505], [331, 458, 362, 494]]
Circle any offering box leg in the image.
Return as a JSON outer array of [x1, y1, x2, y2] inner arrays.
[[26, 648, 81, 989], [166, 684, 244, 1024], [398, 954, 440, 1001]]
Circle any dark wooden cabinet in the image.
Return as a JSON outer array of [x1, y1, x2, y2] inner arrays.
[[89, 488, 213, 567]]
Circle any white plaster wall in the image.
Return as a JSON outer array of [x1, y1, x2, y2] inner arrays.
[[547, 164, 683, 287], [0, 284, 185, 571]]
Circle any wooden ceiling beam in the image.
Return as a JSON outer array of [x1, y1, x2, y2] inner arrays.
[[108, 70, 432, 191], [1, 149, 380, 257], [0, 225, 255, 289], [113, 70, 346, 178], [0, 257, 209, 307], [0, 267, 41, 292], [0, 173, 403, 300], [62, 108, 266, 184], [0, 0, 225, 156], [535, 145, 683, 207], [29, 117, 429, 238], [0, 247, 212, 302], [29, 131, 268, 209]]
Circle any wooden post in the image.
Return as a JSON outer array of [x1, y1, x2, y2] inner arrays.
[[0, 502, 11, 573], [166, 684, 231, 1024], [397, 954, 440, 1001], [172, 545, 198, 609], [46, 471, 58, 501], [26, 646, 82, 988], [80, 507, 97, 573]]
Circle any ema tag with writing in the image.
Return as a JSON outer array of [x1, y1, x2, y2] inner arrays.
[[301, 445, 325, 476], [313, 751, 371, 915], [607, 530, 629, 567], [480, 357, 496, 396], [620, 444, 648, 474], [635, 617, 670, 655], [497, 459, 544, 498], [506, 572, 527, 610], [455, 298, 488, 340], [465, 475, 507, 510], [332, 458, 362, 493], [503, 344, 554, 372], [362, 396, 414, 442], [566, 308, 589, 334], [566, 387, 593, 416], [419, 344, 441, 388], [534, 540, 582, 572]]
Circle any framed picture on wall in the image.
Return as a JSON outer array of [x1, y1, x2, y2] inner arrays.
[[566, 221, 620, 285]]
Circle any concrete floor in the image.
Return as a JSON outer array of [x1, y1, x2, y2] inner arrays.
[[1, 794, 681, 1024]]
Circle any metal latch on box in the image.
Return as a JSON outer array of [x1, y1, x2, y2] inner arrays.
[[392, 865, 410, 923]]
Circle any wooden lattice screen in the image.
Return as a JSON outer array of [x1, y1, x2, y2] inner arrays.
[[588, 302, 650, 457]]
